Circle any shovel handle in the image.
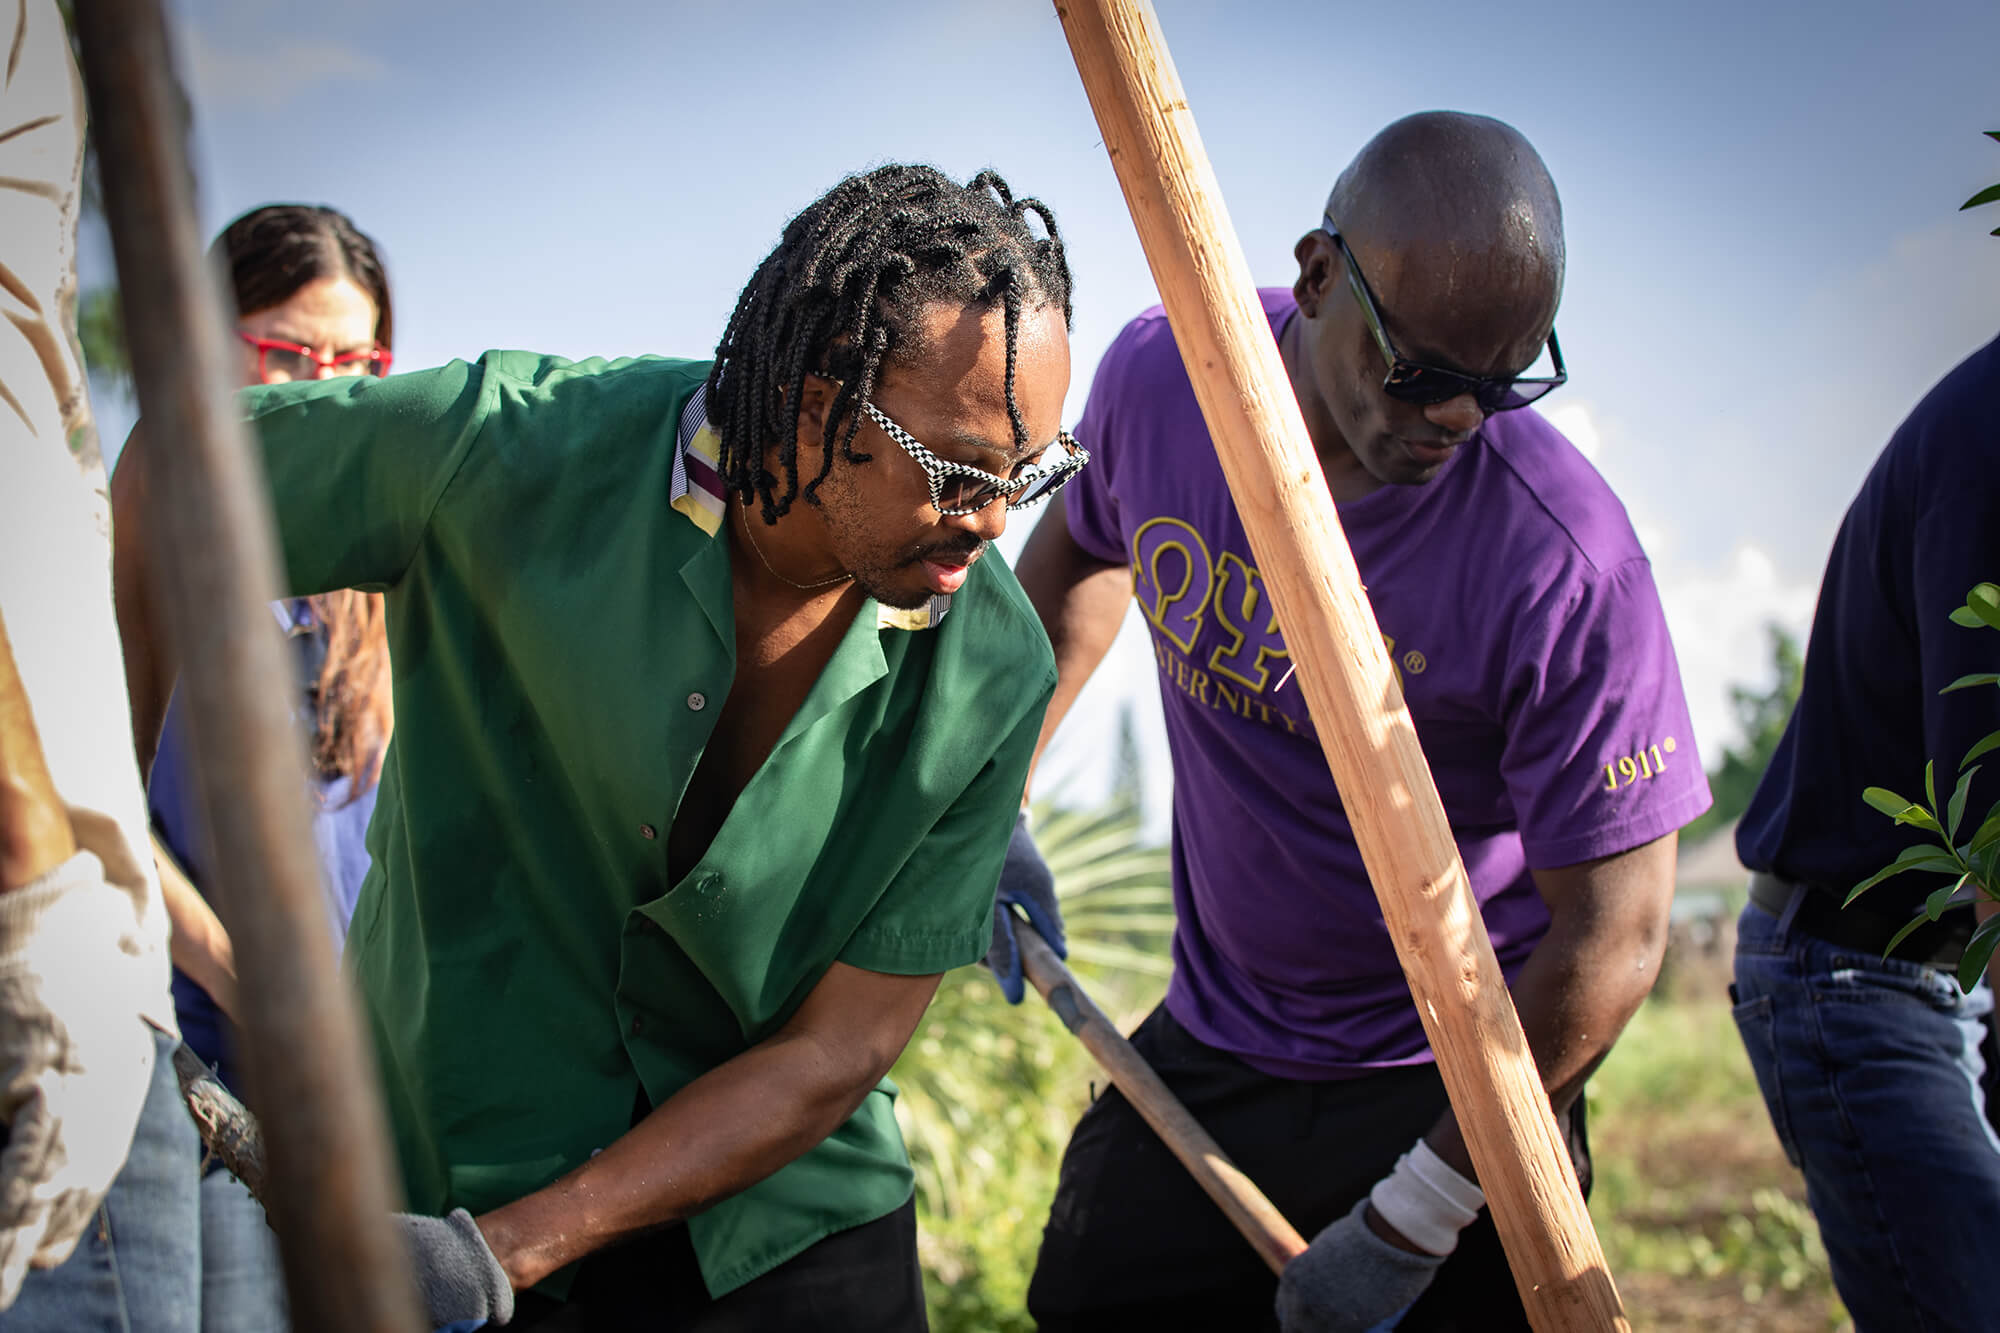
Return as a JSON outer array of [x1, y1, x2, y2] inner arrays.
[[1018, 928, 1308, 1273]]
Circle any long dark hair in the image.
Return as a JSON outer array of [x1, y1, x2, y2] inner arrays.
[[213, 203, 395, 797]]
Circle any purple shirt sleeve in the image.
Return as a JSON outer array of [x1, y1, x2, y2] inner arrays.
[[1499, 557, 1712, 868]]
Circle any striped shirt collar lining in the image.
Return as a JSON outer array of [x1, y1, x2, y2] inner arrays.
[[672, 387, 949, 632]]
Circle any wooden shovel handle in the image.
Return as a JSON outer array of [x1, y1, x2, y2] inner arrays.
[[1018, 928, 1308, 1274]]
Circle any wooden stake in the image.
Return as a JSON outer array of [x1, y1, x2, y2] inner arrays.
[[1052, 2, 1628, 1327], [71, 8, 421, 1330], [1019, 930, 1307, 1274]]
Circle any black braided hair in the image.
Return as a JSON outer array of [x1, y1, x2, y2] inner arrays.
[[706, 164, 1073, 523]]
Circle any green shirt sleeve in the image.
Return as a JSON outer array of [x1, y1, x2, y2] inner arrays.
[[244, 359, 492, 595], [837, 680, 1049, 976]]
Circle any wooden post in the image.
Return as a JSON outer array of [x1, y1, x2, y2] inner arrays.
[[1052, 2, 1627, 1327], [70, 7, 421, 1330], [1019, 930, 1307, 1274]]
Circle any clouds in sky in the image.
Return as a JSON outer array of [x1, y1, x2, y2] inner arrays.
[[1543, 398, 1819, 768], [1560, 218, 2000, 773], [1655, 545, 1818, 772], [178, 20, 383, 114]]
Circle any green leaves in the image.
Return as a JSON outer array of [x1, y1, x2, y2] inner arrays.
[[1963, 915, 2000, 991], [1949, 766, 1982, 841], [1860, 785, 1942, 833], [1847, 842, 1963, 904], [1967, 804, 2000, 855], [1949, 583, 2000, 630], [1962, 731, 2000, 769], [1851, 581, 2000, 982], [1925, 874, 1974, 922]]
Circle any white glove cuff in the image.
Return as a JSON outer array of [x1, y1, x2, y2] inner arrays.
[[1368, 1139, 1485, 1257], [0, 851, 110, 959]]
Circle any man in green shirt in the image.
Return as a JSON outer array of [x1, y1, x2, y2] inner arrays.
[[113, 165, 1082, 1330]]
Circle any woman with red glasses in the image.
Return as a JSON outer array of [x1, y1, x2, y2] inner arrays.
[[137, 203, 396, 1333]]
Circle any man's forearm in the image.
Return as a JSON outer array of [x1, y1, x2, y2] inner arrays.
[[1419, 838, 1675, 1183], [155, 834, 238, 1018], [109, 427, 173, 779], [476, 1021, 893, 1289], [1013, 504, 1132, 790]]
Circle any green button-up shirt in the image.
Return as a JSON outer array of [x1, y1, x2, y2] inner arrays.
[[243, 351, 1054, 1295]]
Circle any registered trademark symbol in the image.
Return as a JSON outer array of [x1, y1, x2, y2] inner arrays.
[[1402, 650, 1427, 675], [1663, 737, 1677, 753]]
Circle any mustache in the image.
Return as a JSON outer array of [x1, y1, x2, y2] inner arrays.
[[909, 536, 987, 566]]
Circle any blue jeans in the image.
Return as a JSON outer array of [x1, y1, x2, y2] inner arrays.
[[3, 1024, 201, 1332], [196, 1167, 287, 1333], [1733, 901, 2000, 1332]]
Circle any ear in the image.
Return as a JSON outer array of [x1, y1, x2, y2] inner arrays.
[[785, 372, 841, 471], [1293, 230, 1334, 320]]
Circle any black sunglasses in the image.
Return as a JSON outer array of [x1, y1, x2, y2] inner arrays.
[[1320, 214, 1566, 413]]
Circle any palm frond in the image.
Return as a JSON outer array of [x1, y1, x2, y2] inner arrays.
[[892, 792, 1177, 1266]]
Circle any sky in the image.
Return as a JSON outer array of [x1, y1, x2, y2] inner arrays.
[[94, 0, 2000, 836]]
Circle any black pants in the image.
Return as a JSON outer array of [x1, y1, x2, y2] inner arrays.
[[510, 1195, 926, 1332], [1027, 1006, 1591, 1332]]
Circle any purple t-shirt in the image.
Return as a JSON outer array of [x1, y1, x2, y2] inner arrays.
[[1066, 290, 1712, 1080]]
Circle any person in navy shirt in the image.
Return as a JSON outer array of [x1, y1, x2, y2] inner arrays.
[[1734, 332, 2000, 1331], [142, 203, 396, 1333]]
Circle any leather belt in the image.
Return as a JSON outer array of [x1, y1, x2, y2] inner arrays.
[[1748, 870, 1971, 968]]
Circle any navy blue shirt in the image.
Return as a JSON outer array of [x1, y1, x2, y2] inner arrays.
[[1739, 334, 2000, 911], [150, 599, 380, 1092]]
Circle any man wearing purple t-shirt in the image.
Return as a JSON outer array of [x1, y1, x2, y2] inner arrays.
[[1008, 113, 1710, 1330]]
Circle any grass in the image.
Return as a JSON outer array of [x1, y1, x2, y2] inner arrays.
[[1588, 987, 1850, 1330], [893, 798, 1174, 1333]]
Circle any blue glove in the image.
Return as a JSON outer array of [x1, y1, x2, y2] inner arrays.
[[397, 1208, 514, 1329], [1275, 1200, 1443, 1333], [984, 811, 1066, 1004]]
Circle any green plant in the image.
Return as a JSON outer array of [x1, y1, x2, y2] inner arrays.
[[1848, 582, 2000, 988], [1963, 131, 2000, 236], [892, 795, 1174, 1332]]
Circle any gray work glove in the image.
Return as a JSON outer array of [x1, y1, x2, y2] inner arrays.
[[1275, 1199, 1444, 1333], [983, 811, 1066, 1004], [396, 1208, 514, 1329]]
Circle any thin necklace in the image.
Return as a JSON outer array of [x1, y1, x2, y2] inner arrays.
[[735, 502, 853, 592]]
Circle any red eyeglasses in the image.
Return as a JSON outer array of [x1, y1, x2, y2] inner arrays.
[[239, 331, 392, 383]]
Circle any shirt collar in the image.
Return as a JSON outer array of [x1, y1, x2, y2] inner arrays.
[[671, 388, 951, 632]]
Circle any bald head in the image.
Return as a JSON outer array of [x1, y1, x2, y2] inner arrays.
[[1326, 112, 1563, 325], [1285, 112, 1569, 498]]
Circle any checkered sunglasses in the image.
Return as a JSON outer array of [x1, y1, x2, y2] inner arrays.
[[858, 400, 1090, 518]]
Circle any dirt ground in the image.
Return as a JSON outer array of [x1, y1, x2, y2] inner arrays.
[[1602, 1113, 1848, 1331], [1590, 942, 1852, 1332]]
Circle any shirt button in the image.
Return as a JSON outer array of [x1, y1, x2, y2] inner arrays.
[[630, 1016, 644, 1036], [639, 824, 657, 840], [687, 692, 707, 712]]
